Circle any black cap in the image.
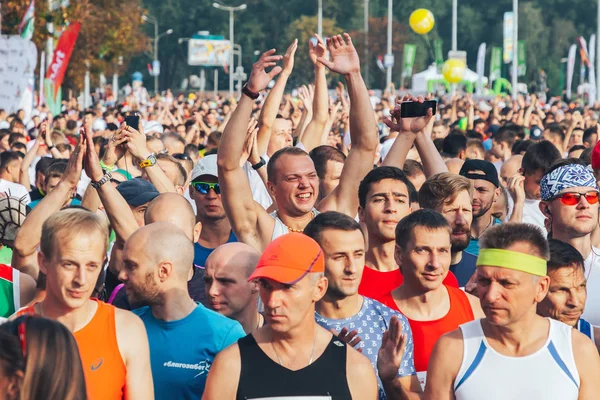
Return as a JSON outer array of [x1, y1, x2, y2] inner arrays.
[[116, 178, 159, 207], [459, 159, 500, 188]]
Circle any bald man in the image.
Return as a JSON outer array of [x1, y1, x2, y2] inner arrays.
[[121, 222, 245, 399], [109, 193, 207, 307], [499, 154, 523, 187], [204, 243, 263, 333]]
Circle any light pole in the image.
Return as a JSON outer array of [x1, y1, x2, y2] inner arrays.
[[142, 15, 172, 94], [386, 0, 393, 87], [364, 0, 369, 86], [512, 0, 518, 99], [452, 0, 457, 51], [318, 0, 323, 38], [213, 2, 247, 96]]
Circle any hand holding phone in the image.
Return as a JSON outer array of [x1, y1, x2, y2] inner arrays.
[[400, 100, 437, 118], [125, 114, 140, 131]]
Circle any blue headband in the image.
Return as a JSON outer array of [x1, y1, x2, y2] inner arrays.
[[540, 164, 598, 201]]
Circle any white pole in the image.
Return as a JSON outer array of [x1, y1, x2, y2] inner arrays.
[[39, 51, 45, 106], [112, 73, 119, 103], [512, 0, 518, 100], [452, 0, 457, 51], [214, 68, 219, 97], [84, 69, 90, 109], [318, 0, 323, 38], [386, 0, 393, 87], [364, 0, 369, 85], [229, 9, 234, 95]]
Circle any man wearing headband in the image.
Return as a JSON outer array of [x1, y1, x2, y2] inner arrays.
[[425, 223, 600, 399], [539, 159, 600, 325], [459, 159, 502, 256], [204, 233, 378, 399], [537, 239, 599, 352]]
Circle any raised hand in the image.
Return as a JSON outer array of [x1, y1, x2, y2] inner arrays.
[[297, 85, 314, 113], [331, 327, 362, 352], [309, 34, 327, 67], [123, 122, 150, 160], [247, 49, 283, 93], [384, 95, 434, 134], [81, 127, 104, 182], [103, 125, 128, 166], [63, 128, 86, 187], [317, 33, 360, 75], [377, 316, 407, 383], [281, 39, 298, 76], [507, 173, 526, 204], [240, 118, 258, 167]]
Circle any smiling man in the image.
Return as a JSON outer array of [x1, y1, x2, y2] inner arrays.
[[537, 239, 599, 350], [425, 223, 600, 400]]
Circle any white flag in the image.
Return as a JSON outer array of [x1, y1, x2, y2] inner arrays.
[[567, 44, 577, 100], [476, 43, 487, 96]]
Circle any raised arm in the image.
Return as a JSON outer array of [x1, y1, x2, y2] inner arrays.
[[217, 50, 281, 251], [19, 138, 40, 190], [256, 40, 298, 156], [295, 85, 313, 141], [299, 35, 330, 152], [12, 132, 86, 280], [317, 34, 378, 217]]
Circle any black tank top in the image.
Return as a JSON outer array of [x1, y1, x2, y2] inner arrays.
[[236, 334, 352, 400]]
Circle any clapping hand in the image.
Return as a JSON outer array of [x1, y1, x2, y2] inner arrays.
[[317, 33, 360, 75], [246, 49, 283, 93]]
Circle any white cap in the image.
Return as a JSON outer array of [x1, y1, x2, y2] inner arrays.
[[478, 101, 493, 113], [92, 118, 107, 132], [191, 155, 218, 181], [143, 120, 164, 135]]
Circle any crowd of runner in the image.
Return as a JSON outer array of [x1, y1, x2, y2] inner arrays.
[[0, 32, 599, 399]]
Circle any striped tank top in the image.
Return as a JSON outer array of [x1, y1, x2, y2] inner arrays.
[[0, 264, 19, 318]]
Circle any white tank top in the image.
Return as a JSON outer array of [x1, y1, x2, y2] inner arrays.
[[269, 209, 320, 241], [454, 318, 579, 400]]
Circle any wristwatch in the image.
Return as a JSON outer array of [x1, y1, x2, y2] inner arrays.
[[139, 153, 157, 168], [242, 84, 260, 100], [252, 157, 266, 170], [91, 170, 112, 189]]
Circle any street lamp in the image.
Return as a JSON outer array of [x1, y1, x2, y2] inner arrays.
[[317, 0, 323, 39], [213, 2, 247, 95], [386, 0, 393, 87], [142, 15, 173, 94]]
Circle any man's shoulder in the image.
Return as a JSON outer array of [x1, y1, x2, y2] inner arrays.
[[362, 296, 408, 321], [192, 303, 243, 331], [130, 305, 151, 318]]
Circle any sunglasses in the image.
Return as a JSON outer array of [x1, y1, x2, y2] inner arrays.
[[191, 181, 221, 194], [173, 153, 191, 161], [552, 191, 599, 206]]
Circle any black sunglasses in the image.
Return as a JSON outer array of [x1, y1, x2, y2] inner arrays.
[[173, 153, 191, 161]]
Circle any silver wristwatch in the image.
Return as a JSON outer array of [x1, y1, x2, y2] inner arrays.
[[91, 171, 112, 189]]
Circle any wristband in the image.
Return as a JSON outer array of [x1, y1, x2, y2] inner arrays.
[[242, 84, 260, 100], [47, 144, 55, 150], [252, 157, 266, 170], [99, 160, 117, 172]]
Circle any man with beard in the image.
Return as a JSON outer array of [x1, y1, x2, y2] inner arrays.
[[459, 160, 502, 256], [425, 224, 600, 399], [539, 159, 600, 325], [121, 222, 245, 398], [537, 239, 599, 351], [419, 173, 477, 287]]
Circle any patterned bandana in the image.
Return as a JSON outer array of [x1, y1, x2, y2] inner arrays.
[[540, 164, 599, 201]]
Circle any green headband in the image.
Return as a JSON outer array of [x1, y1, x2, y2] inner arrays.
[[476, 249, 547, 277]]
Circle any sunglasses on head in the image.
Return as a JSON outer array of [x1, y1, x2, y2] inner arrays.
[[173, 153, 191, 161], [552, 191, 599, 206], [191, 181, 220, 194]]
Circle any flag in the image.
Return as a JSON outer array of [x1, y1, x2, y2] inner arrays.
[[18, 0, 35, 40], [503, 12, 514, 64], [401, 44, 417, 79], [590, 35, 597, 105], [476, 43, 486, 95], [567, 44, 577, 100], [490, 47, 502, 82], [517, 41, 526, 77], [46, 22, 81, 98], [434, 39, 444, 66]]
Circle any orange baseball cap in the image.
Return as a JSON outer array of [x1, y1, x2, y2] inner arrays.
[[248, 233, 324, 284]]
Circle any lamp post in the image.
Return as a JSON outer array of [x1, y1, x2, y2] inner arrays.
[[142, 15, 172, 94], [213, 2, 247, 96], [318, 0, 323, 38], [385, 0, 393, 87], [364, 0, 369, 86], [512, 0, 518, 100]]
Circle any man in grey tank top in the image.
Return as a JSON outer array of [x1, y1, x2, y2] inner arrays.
[[217, 34, 378, 252]]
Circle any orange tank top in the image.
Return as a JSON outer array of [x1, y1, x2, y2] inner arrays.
[[17, 299, 127, 400]]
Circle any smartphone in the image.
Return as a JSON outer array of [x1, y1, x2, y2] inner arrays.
[[125, 114, 140, 131], [401, 100, 437, 118]]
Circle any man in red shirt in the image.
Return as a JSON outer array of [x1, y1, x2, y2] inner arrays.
[[358, 167, 458, 302], [379, 209, 483, 389]]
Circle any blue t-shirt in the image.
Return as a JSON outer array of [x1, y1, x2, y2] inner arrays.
[[133, 303, 245, 399], [315, 297, 416, 400], [29, 197, 81, 209], [449, 251, 478, 287], [465, 217, 502, 256], [193, 231, 237, 267]]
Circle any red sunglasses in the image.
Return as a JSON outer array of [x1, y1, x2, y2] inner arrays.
[[552, 191, 600, 206]]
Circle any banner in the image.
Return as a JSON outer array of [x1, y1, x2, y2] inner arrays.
[[517, 41, 526, 77], [503, 12, 514, 64], [0, 37, 37, 115], [402, 44, 417, 79], [46, 22, 80, 98], [188, 39, 231, 66], [434, 39, 444, 66], [567, 44, 577, 100], [590, 35, 597, 105], [476, 43, 486, 95], [578, 36, 590, 85], [490, 47, 502, 82], [18, 0, 35, 35]]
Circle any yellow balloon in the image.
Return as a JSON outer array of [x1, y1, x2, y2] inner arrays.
[[409, 9, 435, 35], [443, 59, 466, 84]]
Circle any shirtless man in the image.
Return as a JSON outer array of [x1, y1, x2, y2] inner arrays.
[[425, 223, 600, 399]]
